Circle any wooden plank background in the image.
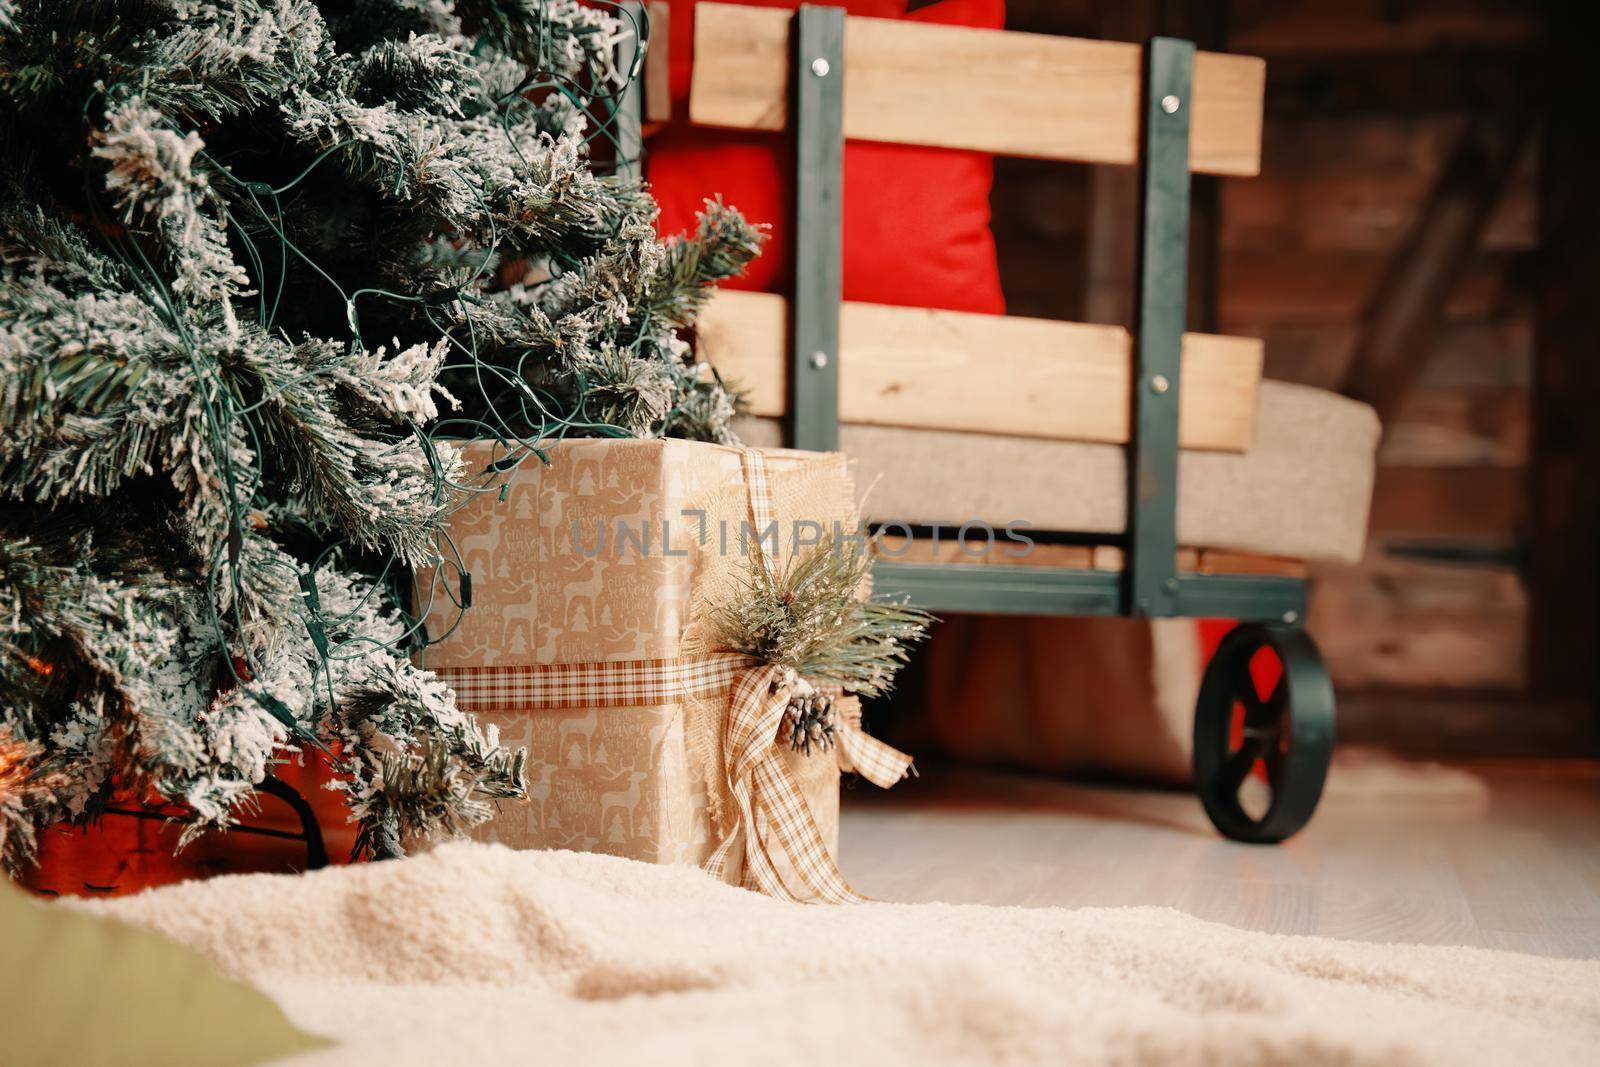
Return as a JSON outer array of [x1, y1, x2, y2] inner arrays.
[[985, 0, 1548, 753], [688, 2, 1265, 175]]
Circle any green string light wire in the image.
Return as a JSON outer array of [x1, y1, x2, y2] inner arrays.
[[78, 90, 267, 725], [67, 2, 666, 766]]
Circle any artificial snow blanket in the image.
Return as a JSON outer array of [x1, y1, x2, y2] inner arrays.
[[83, 841, 1600, 1066]]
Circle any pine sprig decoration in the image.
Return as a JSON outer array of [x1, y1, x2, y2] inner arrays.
[[717, 534, 934, 698]]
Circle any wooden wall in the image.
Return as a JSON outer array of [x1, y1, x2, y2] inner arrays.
[[988, 0, 1581, 753]]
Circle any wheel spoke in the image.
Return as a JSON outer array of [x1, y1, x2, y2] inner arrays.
[[1235, 659, 1267, 719], [1262, 738, 1286, 791], [1266, 675, 1287, 716], [1220, 735, 1263, 794]]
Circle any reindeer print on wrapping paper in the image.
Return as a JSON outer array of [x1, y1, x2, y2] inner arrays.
[[644, 718, 673, 771], [562, 565, 607, 631], [537, 476, 570, 530], [653, 576, 689, 638], [559, 710, 600, 766], [599, 770, 648, 842]]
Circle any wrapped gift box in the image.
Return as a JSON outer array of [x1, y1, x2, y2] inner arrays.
[[417, 438, 891, 899]]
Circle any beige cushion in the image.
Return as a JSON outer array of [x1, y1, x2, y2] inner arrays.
[[736, 380, 1379, 564]]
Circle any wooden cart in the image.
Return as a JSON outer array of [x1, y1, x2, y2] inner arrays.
[[647, 2, 1383, 843]]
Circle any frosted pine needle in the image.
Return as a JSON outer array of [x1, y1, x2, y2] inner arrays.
[[717, 534, 933, 698]]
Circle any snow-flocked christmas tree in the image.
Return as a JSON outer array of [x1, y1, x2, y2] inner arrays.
[[0, 0, 761, 873]]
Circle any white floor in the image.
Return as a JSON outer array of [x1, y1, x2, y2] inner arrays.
[[840, 758, 1600, 959]]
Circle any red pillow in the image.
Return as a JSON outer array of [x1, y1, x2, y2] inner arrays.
[[648, 0, 1006, 315]]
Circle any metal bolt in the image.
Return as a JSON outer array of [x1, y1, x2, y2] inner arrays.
[[811, 57, 831, 77], [1161, 94, 1181, 114], [809, 350, 830, 369], [1150, 373, 1170, 394], [1282, 610, 1299, 625]]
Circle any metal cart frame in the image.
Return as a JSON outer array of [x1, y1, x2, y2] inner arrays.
[[777, 6, 1336, 843]]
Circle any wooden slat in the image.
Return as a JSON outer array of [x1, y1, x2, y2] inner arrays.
[[1220, 251, 1512, 326], [689, 2, 1265, 176], [1339, 114, 1533, 426], [1309, 548, 1527, 692], [1369, 466, 1524, 540], [1091, 546, 1201, 573], [1193, 550, 1308, 578], [697, 290, 1263, 452], [1380, 387, 1529, 468], [1091, 545, 1124, 572], [1231, 7, 1542, 56], [644, 1, 672, 124]]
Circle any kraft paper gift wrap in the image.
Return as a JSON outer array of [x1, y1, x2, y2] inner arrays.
[[416, 438, 862, 888]]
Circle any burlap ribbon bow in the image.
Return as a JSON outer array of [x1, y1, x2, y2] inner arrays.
[[703, 449, 915, 901], [703, 662, 912, 903]]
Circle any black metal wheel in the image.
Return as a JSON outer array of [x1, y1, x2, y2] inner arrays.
[[1194, 622, 1335, 844]]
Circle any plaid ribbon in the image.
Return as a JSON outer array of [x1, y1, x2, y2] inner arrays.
[[437, 653, 913, 903], [739, 448, 779, 579], [435, 654, 750, 713]]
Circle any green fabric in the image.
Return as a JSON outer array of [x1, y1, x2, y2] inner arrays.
[[0, 881, 327, 1067]]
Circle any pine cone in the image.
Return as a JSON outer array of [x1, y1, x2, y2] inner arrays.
[[784, 692, 836, 756]]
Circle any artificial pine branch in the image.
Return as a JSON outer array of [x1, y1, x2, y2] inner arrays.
[[646, 196, 766, 330], [0, 728, 68, 877], [0, 0, 758, 874]]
